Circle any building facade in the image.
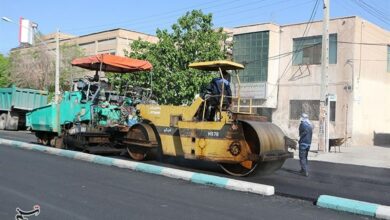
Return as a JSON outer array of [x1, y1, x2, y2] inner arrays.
[[40, 28, 158, 56], [230, 16, 390, 147]]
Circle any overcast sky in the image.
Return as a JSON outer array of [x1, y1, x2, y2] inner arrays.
[[1, 0, 389, 54]]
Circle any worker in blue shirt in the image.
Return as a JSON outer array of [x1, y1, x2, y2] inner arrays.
[[299, 113, 313, 177], [210, 70, 232, 108]]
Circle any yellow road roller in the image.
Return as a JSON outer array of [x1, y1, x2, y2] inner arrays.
[[124, 60, 294, 176]]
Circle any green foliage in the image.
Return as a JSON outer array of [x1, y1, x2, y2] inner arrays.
[[110, 10, 228, 105], [60, 43, 87, 91], [0, 53, 10, 87]]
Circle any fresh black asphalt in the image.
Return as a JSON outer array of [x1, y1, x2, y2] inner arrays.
[[0, 145, 367, 220], [1, 130, 389, 206]]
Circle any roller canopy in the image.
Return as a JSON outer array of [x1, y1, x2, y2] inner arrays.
[[71, 54, 152, 73], [189, 60, 244, 71]]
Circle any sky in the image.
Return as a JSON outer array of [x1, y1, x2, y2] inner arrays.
[[1, 0, 389, 55]]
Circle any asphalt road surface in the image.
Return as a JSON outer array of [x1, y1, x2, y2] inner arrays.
[[1, 130, 389, 206], [0, 145, 368, 220]]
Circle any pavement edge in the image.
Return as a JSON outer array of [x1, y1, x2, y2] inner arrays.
[[317, 195, 390, 220], [0, 138, 275, 196]]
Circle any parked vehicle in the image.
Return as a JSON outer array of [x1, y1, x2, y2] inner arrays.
[[0, 85, 48, 130]]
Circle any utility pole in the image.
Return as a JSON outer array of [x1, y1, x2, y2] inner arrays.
[[55, 28, 60, 103], [319, 0, 329, 152]]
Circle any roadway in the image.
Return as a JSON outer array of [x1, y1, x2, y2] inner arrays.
[[0, 143, 366, 220], [1, 130, 389, 205]]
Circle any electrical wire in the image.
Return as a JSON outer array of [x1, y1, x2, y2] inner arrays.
[[134, 0, 303, 34], [62, 0, 269, 34], [350, 0, 390, 26], [263, 0, 320, 99]]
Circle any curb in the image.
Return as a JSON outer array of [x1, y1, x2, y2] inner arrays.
[[0, 138, 274, 196], [317, 195, 390, 219]]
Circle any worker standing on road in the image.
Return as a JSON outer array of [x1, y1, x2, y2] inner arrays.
[[299, 113, 313, 177]]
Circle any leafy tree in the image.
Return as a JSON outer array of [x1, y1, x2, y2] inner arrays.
[[0, 53, 10, 87], [110, 10, 228, 105]]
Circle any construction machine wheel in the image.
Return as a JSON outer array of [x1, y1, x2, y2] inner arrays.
[[219, 120, 288, 177], [41, 138, 50, 146], [0, 113, 7, 130], [219, 162, 258, 177], [219, 120, 261, 176], [127, 147, 147, 161], [125, 123, 158, 161], [50, 136, 64, 149], [5, 112, 19, 130]]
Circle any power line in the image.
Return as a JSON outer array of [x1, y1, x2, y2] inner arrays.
[[61, 0, 223, 32], [338, 40, 389, 46], [62, 0, 264, 34], [261, 0, 320, 100], [218, 0, 314, 27], [64, 0, 306, 36], [136, 0, 305, 34], [276, 0, 320, 83], [240, 39, 390, 66], [350, 0, 390, 26]]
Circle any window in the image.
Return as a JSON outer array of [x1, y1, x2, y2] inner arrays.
[[290, 100, 320, 121], [233, 31, 269, 82], [329, 101, 336, 122], [387, 45, 390, 72], [293, 34, 337, 65]]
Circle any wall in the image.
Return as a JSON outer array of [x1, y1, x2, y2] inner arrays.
[[351, 17, 390, 145], [272, 17, 358, 149]]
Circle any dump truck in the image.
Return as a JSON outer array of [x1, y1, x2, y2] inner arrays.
[[0, 85, 48, 130]]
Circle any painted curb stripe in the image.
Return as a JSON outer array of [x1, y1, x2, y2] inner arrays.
[[317, 195, 380, 217], [225, 179, 275, 196], [92, 155, 114, 166], [160, 168, 193, 181], [112, 159, 138, 169], [191, 173, 229, 188], [376, 206, 390, 220], [57, 150, 78, 159], [74, 152, 95, 162], [135, 163, 164, 174], [0, 138, 275, 196]]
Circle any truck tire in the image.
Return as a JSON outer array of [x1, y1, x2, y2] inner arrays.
[[0, 113, 6, 130], [5, 112, 19, 130]]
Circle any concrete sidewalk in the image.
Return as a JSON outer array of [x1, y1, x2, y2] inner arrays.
[[292, 145, 390, 169]]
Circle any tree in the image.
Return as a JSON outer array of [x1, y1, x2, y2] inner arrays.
[[59, 43, 87, 90], [8, 43, 86, 91], [111, 10, 228, 105], [9, 46, 54, 90], [0, 53, 10, 87]]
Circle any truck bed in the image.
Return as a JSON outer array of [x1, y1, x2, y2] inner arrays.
[[0, 86, 48, 111]]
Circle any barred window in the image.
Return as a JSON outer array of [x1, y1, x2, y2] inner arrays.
[[290, 100, 336, 122], [290, 100, 320, 121]]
